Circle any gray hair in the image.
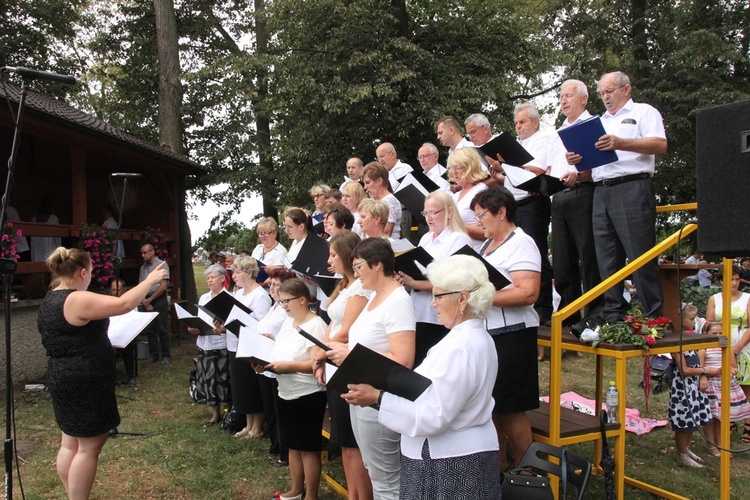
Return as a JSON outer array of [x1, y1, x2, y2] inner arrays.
[[232, 255, 259, 279], [425, 255, 495, 318], [204, 264, 227, 278], [601, 71, 630, 87], [464, 113, 491, 129], [514, 102, 540, 121], [561, 79, 588, 97], [420, 142, 439, 155]]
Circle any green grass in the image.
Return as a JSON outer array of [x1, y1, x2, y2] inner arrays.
[[3, 263, 749, 499]]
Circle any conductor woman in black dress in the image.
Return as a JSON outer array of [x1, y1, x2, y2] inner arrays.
[[37, 247, 167, 499]]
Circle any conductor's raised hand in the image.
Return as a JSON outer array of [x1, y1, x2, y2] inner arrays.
[[147, 262, 168, 285]]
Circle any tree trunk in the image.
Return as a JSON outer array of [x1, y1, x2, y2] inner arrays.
[[153, 0, 183, 153], [153, 0, 196, 303], [254, 0, 278, 221], [630, 0, 648, 82]]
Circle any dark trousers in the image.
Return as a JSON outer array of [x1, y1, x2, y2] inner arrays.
[[143, 293, 171, 359], [551, 184, 603, 322], [116, 343, 136, 379], [592, 179, 663, 319], [516, 195, 553, 320], [259, 376, 288, 461]]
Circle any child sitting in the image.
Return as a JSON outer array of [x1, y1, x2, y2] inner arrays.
[[700, 321, 750, 457], [668, 304, 717, 468]]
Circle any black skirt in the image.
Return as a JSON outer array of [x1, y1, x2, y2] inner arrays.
[[490, 326, 540, 414], [276, 390, 327, 451], [229, 352, 263, 414]]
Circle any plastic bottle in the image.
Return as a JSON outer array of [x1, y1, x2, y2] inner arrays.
[[606, 381, 619, 424]]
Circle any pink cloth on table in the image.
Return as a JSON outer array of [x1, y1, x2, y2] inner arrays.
[[540, 391, 668, 435]]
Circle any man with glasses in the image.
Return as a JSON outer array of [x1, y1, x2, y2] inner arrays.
[[139, 243, 171, 364], [566, 71, 667, 320], [417, 142, 449, 190]]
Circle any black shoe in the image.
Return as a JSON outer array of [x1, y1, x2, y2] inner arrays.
[[270, 459, 289, 467], [146, 357, 158, 364], [127, 377, 137, 386]]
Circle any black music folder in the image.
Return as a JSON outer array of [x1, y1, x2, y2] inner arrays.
[[503, 164, 566, 197], [394, 246, 434, 282], [196, 290, 252, 323], [327, 343, 432, 402], [451, 244, 512, 290], [557, 115, 619, 171], [291, 235, 337, 296], [478, 132, 534, 167]]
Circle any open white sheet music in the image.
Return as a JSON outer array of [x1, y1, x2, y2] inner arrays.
[[394, 173, 430, 197], [324, 363, 338, 384], [174, 302, 214, 326], [236, 325, 275, 360], [502, 164, 536, 187], [108, 310, 159, 349], [225, 305, 259, 333], [390, 238, 416, 255]]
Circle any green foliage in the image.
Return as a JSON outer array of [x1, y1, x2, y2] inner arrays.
[[680, 283, 715, 318]]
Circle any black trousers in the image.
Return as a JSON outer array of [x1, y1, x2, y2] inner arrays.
[[551, 184, 603, 322], [516, 195, 553, 320]]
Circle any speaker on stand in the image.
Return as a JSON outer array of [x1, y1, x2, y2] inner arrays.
[[696, 99, 750, 257]]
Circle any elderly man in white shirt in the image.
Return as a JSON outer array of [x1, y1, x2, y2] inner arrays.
[[416, 142, 450, 191], [376, 142, 413, 191], [566, 71, 667, 321]]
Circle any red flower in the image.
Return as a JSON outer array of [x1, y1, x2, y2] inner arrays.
[[645, 336, 656, 347]]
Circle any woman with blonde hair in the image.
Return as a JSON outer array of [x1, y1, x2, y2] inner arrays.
[[448, 148, 489, 250], [397, 191, 471, 364], [310, 183, 331, 230], [357, 198, 390, 240], [342, 181, 367, 236], [38, 247, 167, 499], [251, 217, 288, 268]]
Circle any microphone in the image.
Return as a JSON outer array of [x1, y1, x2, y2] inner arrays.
[[2, 66, 77, 85], [111, 173, 142, 178]]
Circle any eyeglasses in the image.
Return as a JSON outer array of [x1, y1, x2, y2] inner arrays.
[[432, 291, 460, 301], [269, 282, 281, 288], [417, 153, 437, 160], [596, 85, 626, 97], [278, 297, 302, 306], [258, 231, 274, 237], [352, 260, 370, 270], [450, 165, 465, 172], [475, 209, 491, 221], [420, 208, 444, 218]]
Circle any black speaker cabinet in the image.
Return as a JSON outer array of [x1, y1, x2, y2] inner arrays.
[[697, 99, 750, 257]]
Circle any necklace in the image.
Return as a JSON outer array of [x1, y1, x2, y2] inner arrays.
[[261, 242, 278, 260]]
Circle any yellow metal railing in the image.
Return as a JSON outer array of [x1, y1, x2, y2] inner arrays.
[[546, 202, 732, 499]]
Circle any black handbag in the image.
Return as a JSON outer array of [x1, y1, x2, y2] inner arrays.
[[501, 469, 554, 500]]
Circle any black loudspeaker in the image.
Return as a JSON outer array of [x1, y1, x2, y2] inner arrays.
[[697, 99, 750, 257]]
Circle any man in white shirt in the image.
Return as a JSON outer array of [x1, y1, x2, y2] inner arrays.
[[435, 115, 472, 157], [566, 71, 667, 320], [340, 157, 364, 190], [375, 142, 413, 191], [417, 143, 449, 190], [685, 251, 702, 265], [548, 79, 603, 326], [494, 103, 554, 324]]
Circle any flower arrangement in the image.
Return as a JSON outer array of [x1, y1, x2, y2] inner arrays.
[[592, 307, 671, 350], [141, 226, 169, 261], [0, 222, 22, 262], [78, 222, 116, 289]]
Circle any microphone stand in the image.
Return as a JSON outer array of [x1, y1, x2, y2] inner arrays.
[[1, 77, 31, 500]]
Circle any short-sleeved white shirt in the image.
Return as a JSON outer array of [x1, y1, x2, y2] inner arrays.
[[593, 99, 666, 181], [381, 193, 403, 240], [195, 291, 227, 351], [272, 315, 327, 400], [548, 110, 593, 179], [349, 286, 416, 355], [452, 182, 488, 251], [327, 278, 372, 340], [481, 228, 541, 331], [504, 130, 552, 202], [412, 229, 471, 323], [226, 286, 272, 352], [251, 242, 289, 267]]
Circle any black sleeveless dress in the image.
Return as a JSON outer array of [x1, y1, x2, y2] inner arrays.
[[37, 289, 120, 437]]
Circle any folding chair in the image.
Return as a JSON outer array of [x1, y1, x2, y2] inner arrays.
[[516, 441, 592, 500]]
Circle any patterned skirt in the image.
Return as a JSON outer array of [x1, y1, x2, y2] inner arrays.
[[706, 375, 750, 421], [399, 440, 501, 500], [195, 348, 231, 406]]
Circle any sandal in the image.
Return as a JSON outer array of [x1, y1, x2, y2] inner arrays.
[[742, 423, 750, 444], [676, 451, 703, 468], [706, 446, 721, 458], [686, 448, 705, 463], [203, 420, 218, 428]]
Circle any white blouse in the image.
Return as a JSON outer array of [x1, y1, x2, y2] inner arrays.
[[272, 316, 327, 400], [379, 318, 499, 459], [251, 242, 289, 267], [349, 287, 416, 354], [195, 291, 227, 351], [327, 279, 372, 340], [226, 286, 272, 352], [452, 182, 488, 251]]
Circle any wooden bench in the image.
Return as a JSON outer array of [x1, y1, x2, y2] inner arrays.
[[530, 401, 619, 444]]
